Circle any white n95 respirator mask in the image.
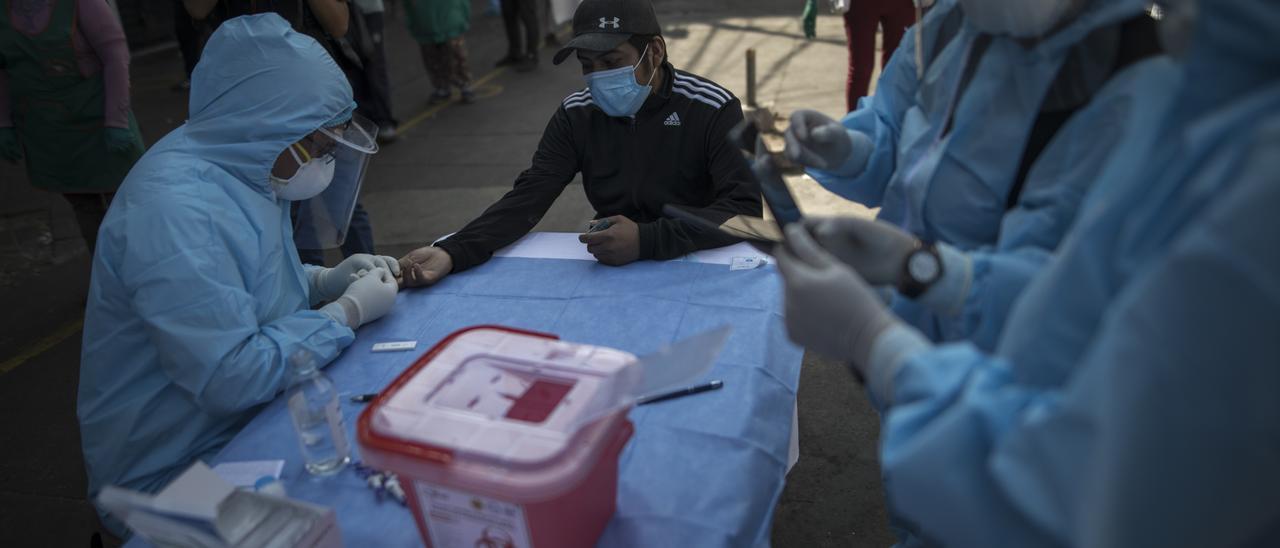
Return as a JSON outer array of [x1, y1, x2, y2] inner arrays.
[[271, 143, 336, 201]]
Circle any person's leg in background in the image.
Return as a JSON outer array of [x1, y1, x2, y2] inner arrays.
[[421, 40, 454, 103], [541, 0, 560, 46], [843, 1, 879, 111], [359, 10, 399, 142], [877, 0, 916, 88], [62, 192, 114, 255], [515, 0, 540, 70], [498, 0, 523, 66], [172, 0, 199, 91], [447, 36, 477, 103]]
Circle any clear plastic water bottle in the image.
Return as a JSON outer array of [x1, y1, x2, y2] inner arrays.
[[286, 350, 351, 475]]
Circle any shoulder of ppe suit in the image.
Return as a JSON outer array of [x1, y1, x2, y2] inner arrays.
[[1070, 55, 1181, 126], [107, 180, 262, 278], [1011, 56, 1181, 219], [1028, 0, 1149, 53]]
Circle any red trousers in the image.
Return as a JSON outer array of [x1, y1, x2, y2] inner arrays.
[[844, 0, 916, 111]]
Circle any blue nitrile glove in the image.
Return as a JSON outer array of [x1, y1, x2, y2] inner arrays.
[[784, 109, 873, 175], [104, 127, 137, 155], [775, 224, 900, 371]]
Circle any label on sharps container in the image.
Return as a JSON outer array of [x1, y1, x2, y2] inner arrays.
[[730, 256, 768, 271], [419, 482, 532, 548]]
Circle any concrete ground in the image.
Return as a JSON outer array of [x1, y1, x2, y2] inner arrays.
[[0, 1, 898, 545]]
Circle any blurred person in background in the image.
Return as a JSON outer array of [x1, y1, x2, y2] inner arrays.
[[405, 0, 477, 104], [497, 0, 540, 71], [353, 0, 400, 142], [0, 0, 146, 255], [846, 0, 916, 110]]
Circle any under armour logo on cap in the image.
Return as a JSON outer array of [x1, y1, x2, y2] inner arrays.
[[555, 1, 662, 66]]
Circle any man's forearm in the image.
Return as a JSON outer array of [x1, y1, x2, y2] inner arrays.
[[183, 0, 217, 19], [307, 0, 350, 37], [638, 217, 741, 261]]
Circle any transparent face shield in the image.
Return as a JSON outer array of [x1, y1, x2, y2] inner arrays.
[[292, 112, 380, 250]]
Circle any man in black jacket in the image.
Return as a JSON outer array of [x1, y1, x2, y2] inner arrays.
[[399, 0, 762, 286]]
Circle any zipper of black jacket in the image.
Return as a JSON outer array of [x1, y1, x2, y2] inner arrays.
[[629, 114, 642, 214]]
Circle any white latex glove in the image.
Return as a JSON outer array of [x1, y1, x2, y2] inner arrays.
[[313, 253, 401, 302], [783, 109, 872, 173], [320, 267, 398, 328], [775, 224, 901, 372], [803, 217, 919, 286]]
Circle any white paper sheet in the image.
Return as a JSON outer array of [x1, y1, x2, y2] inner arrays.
[[152, 461, 235, 520], [493, 232, 773, 266]]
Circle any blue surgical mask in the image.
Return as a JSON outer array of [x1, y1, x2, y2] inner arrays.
[[586, 44, 657, 117]]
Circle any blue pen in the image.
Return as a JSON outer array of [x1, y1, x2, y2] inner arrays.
[[637, 380, 724, 406], [586, 218, 614, 233]]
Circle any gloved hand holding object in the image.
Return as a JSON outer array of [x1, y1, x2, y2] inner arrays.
[[104, 127, 138, 155], [320, 267, 398, 328], [0, 128, 20, 163], [802, 216, 919, 285], [783, 109, 874, 174], [311, 253, 402, 302], [775, 224, 901, 372]]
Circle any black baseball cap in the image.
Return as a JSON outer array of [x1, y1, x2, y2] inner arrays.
[[552, 0, 662, 65]]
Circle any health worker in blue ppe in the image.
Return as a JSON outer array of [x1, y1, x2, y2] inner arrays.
[[77, 14, 399, 536], [786, 9, 1176, 351], [775, 0, 1280, 545], [784, 0, 1161, 345]]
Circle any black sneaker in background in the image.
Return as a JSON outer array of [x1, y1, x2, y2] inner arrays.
[[495, 54, 521, 68], [428, 88, 452, 104]]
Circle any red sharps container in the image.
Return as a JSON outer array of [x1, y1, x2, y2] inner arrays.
[[357, 326, 640, 548]]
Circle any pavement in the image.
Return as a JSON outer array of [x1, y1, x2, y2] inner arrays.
[[0, 1, 897, 546]]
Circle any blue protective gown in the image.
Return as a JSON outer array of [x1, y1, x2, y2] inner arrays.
[[78, 14, 357, 507], [813, 0, 1152, 345], [917, 55, 1182, 350], [863, 2, 1280, 545]]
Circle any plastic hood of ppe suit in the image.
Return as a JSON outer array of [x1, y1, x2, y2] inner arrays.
[[866, 2, 1280, 545], [809, 0, 1148, 251], [77, 13, 358, 521]]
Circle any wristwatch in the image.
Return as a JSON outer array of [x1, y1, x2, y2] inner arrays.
[[897, 241, 944, 299]]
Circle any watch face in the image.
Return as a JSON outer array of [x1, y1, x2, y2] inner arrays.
[[908, 250, 941, 282]]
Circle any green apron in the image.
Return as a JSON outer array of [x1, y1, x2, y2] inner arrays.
[[0, 0, 144, 192]]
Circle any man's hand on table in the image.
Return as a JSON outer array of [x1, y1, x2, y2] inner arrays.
[[398, 246, 454, 288], [580, 215, 641, 266]]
